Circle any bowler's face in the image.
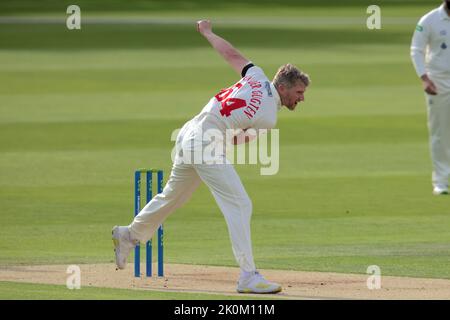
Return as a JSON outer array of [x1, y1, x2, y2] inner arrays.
[[280, 82, 307, 110]]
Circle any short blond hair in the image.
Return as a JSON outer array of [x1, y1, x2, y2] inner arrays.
[[272, 63, 310, 88]]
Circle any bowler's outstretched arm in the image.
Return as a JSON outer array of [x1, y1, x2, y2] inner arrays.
[[197, 19, 250, 75]]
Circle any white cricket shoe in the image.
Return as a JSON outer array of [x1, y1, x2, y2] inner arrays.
[[112, 226, 138, 270], [433, 185, 449, 195], [236, 271, 282, 294]]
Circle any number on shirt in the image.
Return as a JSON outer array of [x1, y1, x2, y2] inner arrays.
[[215, 83, 247, 117]]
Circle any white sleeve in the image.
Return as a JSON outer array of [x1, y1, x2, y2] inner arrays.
[[410, 16, 430, 78]]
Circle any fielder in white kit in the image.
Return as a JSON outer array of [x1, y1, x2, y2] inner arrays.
[[411, 1, 450, 195], [112, 20, 310, 293]]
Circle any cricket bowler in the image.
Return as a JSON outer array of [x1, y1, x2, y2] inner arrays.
[[112, 20, 310, 294]]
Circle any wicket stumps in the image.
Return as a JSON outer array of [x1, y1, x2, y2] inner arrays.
[[134, 168, 164, 278]]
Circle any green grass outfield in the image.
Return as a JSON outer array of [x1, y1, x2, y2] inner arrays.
[[1, 0, 450, 299]]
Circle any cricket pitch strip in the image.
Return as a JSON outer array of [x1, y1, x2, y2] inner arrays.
[[1, 263, 450, 299]]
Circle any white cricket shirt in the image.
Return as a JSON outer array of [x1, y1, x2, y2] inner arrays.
[[199, 65, 281, 131], [183, 65, 281, 152], [411, 4, 450, 78]]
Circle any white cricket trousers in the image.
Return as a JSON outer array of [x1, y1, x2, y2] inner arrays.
[[129, 124, 256, 272], [425, 75, 450, 188]]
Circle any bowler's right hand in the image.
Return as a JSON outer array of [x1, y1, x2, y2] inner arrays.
[[197, 19, 212, 35]]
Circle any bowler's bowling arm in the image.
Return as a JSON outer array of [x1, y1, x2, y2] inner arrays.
[[197, 19, 250, 75]]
